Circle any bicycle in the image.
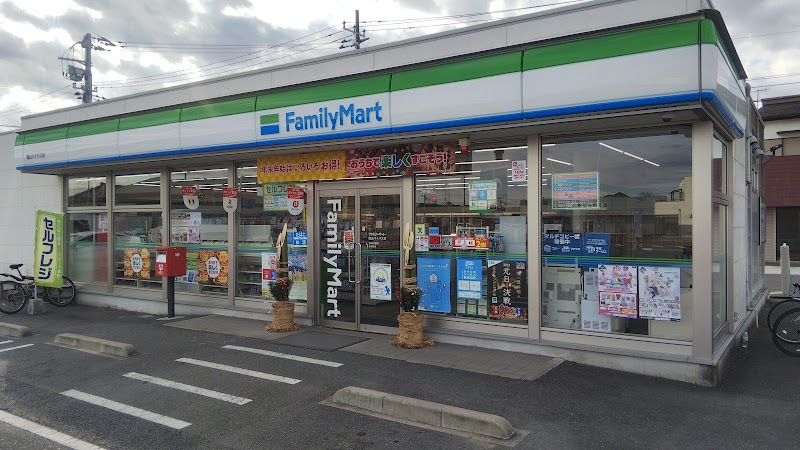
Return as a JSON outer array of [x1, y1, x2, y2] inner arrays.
[[772, 306, 800, 356], [766, 282, 800, 332], [0, 264, 76, 314]]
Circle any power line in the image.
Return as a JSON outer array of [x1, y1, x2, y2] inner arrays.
[[0, 85, 73, 117], [358, 0, 590, 25], [94, 25, 343, 86]]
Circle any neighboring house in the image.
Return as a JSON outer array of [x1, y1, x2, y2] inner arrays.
[[761, 95, 800, 262]]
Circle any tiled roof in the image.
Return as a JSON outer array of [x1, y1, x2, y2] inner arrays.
[[759, 95, 800, 121]]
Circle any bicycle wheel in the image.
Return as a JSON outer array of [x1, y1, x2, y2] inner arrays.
[[0, 280, 27, 314], [767, 298, 800, 332], [44, 276, 76, 306], [772, 307, 800, 356]]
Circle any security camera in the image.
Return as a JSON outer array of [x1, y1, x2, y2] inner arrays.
[[661, 114, 674, 123]]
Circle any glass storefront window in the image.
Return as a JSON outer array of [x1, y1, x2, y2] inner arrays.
[[67, 176, 106, 207], [170, 167, 229, 296], [712, 204, 727, 335], [414, 144, 528, 322], [712, 137, 726, 195], [114, 211, 162, 288], [236, 163, 309, 302], [115, 172, 161, 206], [541, 129, 693, 340], [67, 213, 108, 284]]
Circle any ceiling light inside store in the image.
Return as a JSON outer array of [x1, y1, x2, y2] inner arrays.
[[454, 159, 510, 166], [545, 157, 572, 166], [473, 145, 527, 153], [599, 142, 660, 167], [542, 144, 555, 147]]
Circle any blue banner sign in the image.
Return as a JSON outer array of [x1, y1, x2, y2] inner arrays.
[[583, 232, 610, 256], [456, 258, 482, 300], [542, 232, 583, 256]]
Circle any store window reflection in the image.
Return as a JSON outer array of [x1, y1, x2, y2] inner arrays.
[[414, 144, 528, 322], [114, 212, 162, 288], [236, 163, 308, 302], [541, 129, 693, 340], [170, 167, 229, 296], [67, 175, 106, 207], [67, 213, 108, 284], [115, 173, 161, 206]]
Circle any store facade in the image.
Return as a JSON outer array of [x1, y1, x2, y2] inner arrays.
[[6, 0, 765, 384]]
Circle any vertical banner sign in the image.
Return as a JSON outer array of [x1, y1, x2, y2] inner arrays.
[[638, 266, 681, 321], [182, 186, 199, 210], [261, 251, 277, 297], [416, 257, 452, 313], [34, 210, 63, 288], [222, 187, 238, 213], [552, 172, 599, 209], [456, 259, 482, 300], [287, 187, 304, 216], [487, 260, 528, 320], [321, 198, 344, 319], [370, 263, 392, 301], [468, 180, 498, 211], [598, 264, 638, 318]]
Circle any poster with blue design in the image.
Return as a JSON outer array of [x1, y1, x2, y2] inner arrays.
[[417, 257, 451, 313], [456, 259, 482, 300], [583, 233, 610, 257]]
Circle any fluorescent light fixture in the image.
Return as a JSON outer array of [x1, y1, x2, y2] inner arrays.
[[455, 159, 510, 166], [418, 177, 461, 182], [473, 145, 527, 153], [448, 170, 480, 175], [599, 142, 660, 167], [542, 173, 551, 176], [546, 157, 572, 166], [463, 176, 481, 180], [434, 186, 469, 190], [416, 183, 446, 187], [542, 143, 555, 147]]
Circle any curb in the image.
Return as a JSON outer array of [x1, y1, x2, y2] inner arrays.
[[53, 333, 137, 357], [0, 322, 31, 338], [331, 386, 514, 440]]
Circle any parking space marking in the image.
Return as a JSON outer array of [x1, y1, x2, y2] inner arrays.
[[123, 372, 252, 405], [222, 345, 343, 367], [60, 389, 191, 430], [176, 357, 301, 385], [0, 344, 34, 353], [0, 340, 13, 345], [0, 409, 106, 450]]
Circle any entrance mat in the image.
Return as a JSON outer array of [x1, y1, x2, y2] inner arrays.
[[272, 331, 368, 352], [164, 315, 301, 340]]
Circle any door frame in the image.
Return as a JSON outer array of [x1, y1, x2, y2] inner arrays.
[[315, 177, 406, 332]]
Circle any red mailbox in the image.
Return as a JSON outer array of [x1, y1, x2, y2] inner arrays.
[[155, 246, 187, 277]]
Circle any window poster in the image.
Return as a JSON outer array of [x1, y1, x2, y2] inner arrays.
[[123, 248, 151, 279], [171, 211, 201, 244], [456, 259, 482, 300], [598, 264, 638, 318], [198, 250, 229, 286], [416, 257, 452, 313], [638, 266, 681, 321], [289, 251, 308, 301], [370, 263, 392, 301], [552, 172, 599, 209], [468, 179, 498, 211], [261, 251, 277, 297], [487, 260, 528, 321], [263, 182, 293, 211]]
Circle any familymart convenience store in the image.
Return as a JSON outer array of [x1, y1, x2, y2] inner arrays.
[[8, 1, 766, 384]]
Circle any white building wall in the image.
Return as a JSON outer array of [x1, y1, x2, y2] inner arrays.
[[731, 137, 748, 330], [0, 133, 61, 277]]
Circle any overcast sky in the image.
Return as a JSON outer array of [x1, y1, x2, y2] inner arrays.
[[0, 0, 797, 130]]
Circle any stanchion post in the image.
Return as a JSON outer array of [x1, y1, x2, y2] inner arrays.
[[167, 276, 175, 318]]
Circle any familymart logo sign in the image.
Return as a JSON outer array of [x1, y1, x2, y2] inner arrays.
[[259, 95, 388, 138]]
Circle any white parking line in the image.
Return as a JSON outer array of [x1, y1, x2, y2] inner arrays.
[[60, 389, 191, 430], [0, 340, 13, 345], [0, 409, 106, 450], [123, 372, 252, 405], [0, 344, 34, 353], [176, 358, 301, 385], [222, 345, 343, 367], [156, 316, 185, 321]]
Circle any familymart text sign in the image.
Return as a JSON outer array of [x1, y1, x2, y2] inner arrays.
[[33, 210, 63, 288]]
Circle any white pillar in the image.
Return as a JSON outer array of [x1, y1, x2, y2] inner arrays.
[[780, 243, 791, 295]]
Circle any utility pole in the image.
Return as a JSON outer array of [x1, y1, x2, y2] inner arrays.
[[81, 33, 92, 104], [58, 33, 94, 103], [340, 10, 368, 50]]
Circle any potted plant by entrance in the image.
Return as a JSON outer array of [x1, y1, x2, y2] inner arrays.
[[267, 223, 299, 332], [390, 223, 433, 349]]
